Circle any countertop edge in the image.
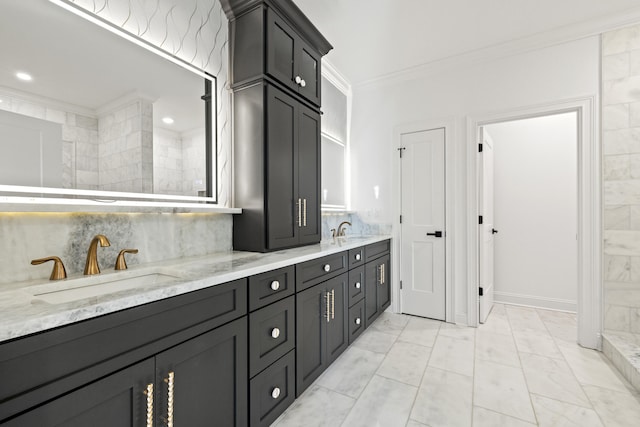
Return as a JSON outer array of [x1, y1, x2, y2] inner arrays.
[[0, 235, 391, 343]]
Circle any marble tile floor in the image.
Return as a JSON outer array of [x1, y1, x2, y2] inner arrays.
[[272, 304, 640, 427]]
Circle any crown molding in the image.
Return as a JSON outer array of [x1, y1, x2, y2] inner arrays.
[[354, 6, 640, 89], [322, 59, 352, 95]]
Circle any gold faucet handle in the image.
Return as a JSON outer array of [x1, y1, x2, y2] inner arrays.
[[31, 256, 67, 280], [115, 249, 139, 270]]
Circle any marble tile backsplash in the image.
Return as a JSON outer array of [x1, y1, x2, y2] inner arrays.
[[321, 212, 392, 240], [0, 212, 232, 286], [603, 23, 640, 333]]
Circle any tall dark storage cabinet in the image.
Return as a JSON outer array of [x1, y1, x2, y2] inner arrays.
[[221, 0, 332, 252]]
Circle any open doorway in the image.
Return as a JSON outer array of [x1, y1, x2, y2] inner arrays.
[[478, 112, 578, 325]]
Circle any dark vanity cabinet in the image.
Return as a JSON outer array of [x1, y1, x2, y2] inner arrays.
[[247, 266, 296, 427], [266, 8, 322, 106], [222, 0, 332, 252], [0, 240, 391, 426], [232, 83, 321, 252], [364, 241, 392, 327], [295, 258, 349, 396], [0, 280, 249, 426]]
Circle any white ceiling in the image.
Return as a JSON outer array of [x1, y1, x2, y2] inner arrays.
[[293, 0, 640, 85]]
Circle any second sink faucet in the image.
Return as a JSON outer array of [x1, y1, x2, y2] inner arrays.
[[84, 234, 111, 275], [337, 221, 351, 237]]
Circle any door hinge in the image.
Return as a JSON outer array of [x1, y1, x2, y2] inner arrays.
[[479, 287, 484, 296], [398, 147, 406, 158], [400, 280, 403, 290], [400, 215, 403, 224], [479, 215, 483, 225], [478, 143, 483, 152]]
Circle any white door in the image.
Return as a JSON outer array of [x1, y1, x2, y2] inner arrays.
[[479, 127, 495, 323], [400, 128, 446, 320]]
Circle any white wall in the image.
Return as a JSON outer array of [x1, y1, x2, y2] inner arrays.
[[486, 113, 578, 311], [350, 36, 600, 323]]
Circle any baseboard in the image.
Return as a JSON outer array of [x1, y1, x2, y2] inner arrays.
[[456, 313, 468, 326], [494, 291, 577, 312]]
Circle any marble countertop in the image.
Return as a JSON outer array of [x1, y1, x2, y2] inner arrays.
[[0, 235, 391, 343]]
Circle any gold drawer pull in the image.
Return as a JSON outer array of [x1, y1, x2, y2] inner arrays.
[[164, 371, 175, 427], [143, 383, 153, 427]]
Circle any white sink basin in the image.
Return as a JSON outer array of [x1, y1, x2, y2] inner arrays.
[[27, 272, 181, 304]]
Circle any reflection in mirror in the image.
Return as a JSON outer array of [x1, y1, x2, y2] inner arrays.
[[0, 0, 217, 202], [321, 76, 348, 210]]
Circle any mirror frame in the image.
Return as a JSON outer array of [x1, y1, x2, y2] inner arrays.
[[0, 0, 226, 212]]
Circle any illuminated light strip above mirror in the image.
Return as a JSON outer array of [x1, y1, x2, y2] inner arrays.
[[0, 195, 241, 213], [0, 185, 216, 203], [48, 0, 209, 80]]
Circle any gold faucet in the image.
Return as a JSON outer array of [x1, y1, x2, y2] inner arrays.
[[337, 221, 352, 237], [31, 256, 67, 280], [84, 234, 111, 275]]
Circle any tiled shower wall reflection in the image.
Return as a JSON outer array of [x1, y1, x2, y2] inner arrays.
[[68, 0, 231, 205], [602, 24, 640, 334]]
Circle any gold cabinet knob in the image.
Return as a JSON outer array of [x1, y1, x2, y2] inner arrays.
[[115, 249, 138, 270], [31, 256, 67, 280]]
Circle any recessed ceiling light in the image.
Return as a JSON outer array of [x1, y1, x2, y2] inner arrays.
[[162, 117, 174, 125], [16, 72, 33, 81]]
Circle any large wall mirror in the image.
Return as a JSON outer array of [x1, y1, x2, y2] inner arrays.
[[0, 0, 218, 206]]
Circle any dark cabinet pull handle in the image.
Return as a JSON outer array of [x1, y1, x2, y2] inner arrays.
[[492, 228, 499, 234], [426, 231, 443, 238]]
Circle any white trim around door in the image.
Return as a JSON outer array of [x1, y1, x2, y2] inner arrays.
[[392, 118, 457, 324], [465, 97, 602, 350]]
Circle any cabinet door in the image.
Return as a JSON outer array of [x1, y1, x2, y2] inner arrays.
[[297, 104, 321, 245], [4, 359, 154, 427], [378, 254, 391, 312], [267, 85, 299, 249], [296, 42, 321, 105], [325, 273, 348, 365], [155, 317, 248, 427], [295, 283, 327, 396], [266, 9, 298, 93], [364, 260, 380, 328]]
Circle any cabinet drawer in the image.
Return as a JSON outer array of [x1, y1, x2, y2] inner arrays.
[[348, 266, 365, 307], [250, 350, 296, 427], [349, 299, 366, 345], [0, 279, 247, 422], [296, 251, 348, 291], [249, 296, 296, 378], [348, 247, 365, 268], [365, 239, 391, 262], [249, 265, 295, 311]]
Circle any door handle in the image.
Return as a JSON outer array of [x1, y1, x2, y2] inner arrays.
[[492, 228, 499, 234], [426, 231, 443, 238]]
